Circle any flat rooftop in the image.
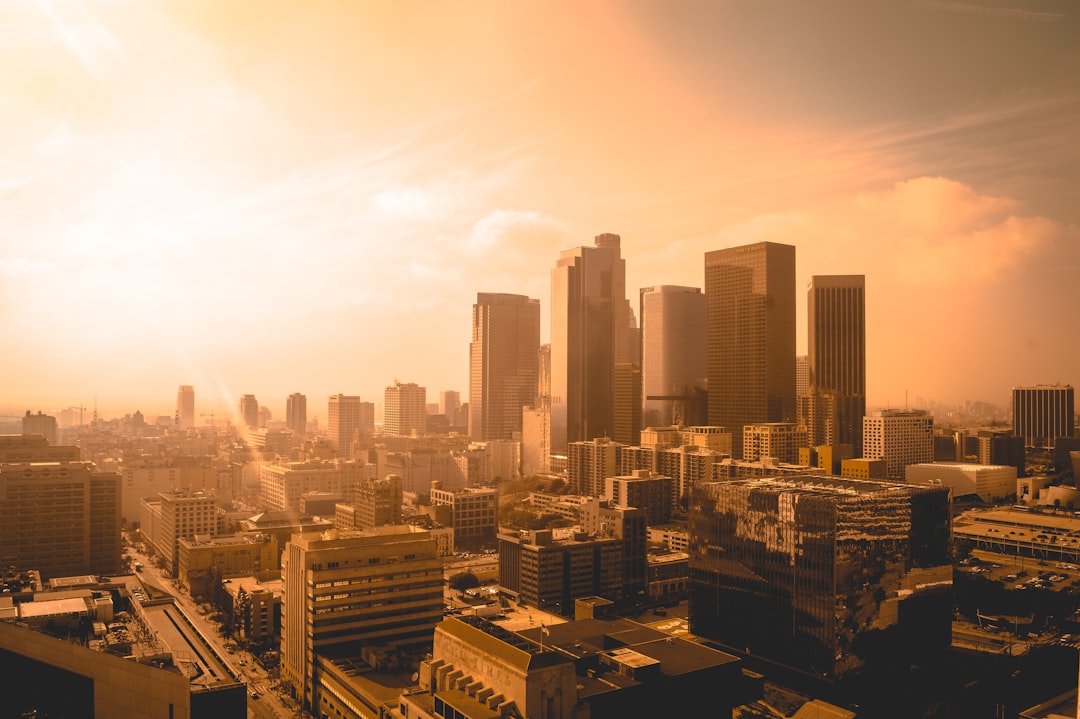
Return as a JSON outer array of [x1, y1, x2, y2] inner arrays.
[[140, 602, 238, 689]]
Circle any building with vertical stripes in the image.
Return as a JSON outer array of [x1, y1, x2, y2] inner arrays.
[[807, 275, 866, 456], [1012, 384, 1074, 449], [468, 293, 540, 441]]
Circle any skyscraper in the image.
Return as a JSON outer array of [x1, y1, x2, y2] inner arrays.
[[239, 394, 259, 429], [468, 293, 540, 441], [807, 275, 866, 456], [704, 242, 796, 459], [640, 285, 706, 428], [550, 233, 636, 453], [440, 390, 461, 419], [1012, 384, 1075, 449], [384, 381, 427, 437], [176, 385, 195, 429], [327, 394, 363, 456], [286, 392, 307, 435]]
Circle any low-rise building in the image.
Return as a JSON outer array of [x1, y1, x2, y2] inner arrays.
[[177, 533, 278, 598], [905, 462, 1017, 502]]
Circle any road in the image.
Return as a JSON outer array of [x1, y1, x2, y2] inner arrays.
[[126, 541, 303, 718]]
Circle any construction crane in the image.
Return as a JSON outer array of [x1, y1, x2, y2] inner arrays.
[[68, 405, 87, 426]]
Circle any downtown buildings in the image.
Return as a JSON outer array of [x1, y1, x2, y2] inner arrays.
[[468, 292, 540, 441]]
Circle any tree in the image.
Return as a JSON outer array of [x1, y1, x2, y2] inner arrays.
[[448, 572, 480, 591]]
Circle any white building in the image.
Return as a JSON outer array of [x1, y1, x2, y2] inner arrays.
[[862, 409, 934, 479], [905, 462, 1017, 502]]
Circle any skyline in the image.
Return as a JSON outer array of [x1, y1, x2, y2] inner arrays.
[[3, 1, 1079, 418]]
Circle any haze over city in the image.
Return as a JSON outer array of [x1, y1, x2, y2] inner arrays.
[[2, 0, 1078, 419]]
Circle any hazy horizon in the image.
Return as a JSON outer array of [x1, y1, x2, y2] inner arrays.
[[3, 1, 1078, 421]]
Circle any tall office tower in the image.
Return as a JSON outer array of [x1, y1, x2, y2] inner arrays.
[[286, 393, 307, 435], [177, 385, 195, 429], [613, 363, 642, 446], [358, 401, 375, 433], [640, 285, 707, 428], [795, 356, 809, 398], [1013, 384, 1075, 449], [280, 527, 443, 712], [468, 293, 541, 441], [0, 461, 121, 579], [689, 476, 951, 683], [239, 394, 259, 429], [384, 381, 427, 437], [807, 275, 866, 456], [328, 394, 363, 456], [862, 409, 934, 479], [21, 411, 58, 446], [704, 242, 796, 459], [440, 390, 461, 419], [550, 233, 636, 453]]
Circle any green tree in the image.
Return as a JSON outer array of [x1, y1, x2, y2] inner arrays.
[[448, 572, 480, 591]]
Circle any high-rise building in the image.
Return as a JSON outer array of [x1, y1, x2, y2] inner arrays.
[[742, 422, 808, 464], [139, 488, 219, 575], [440, 390, 461, 419], [0, 461, 121, 579], [567, 437, 621, 497], [239, 394, 259, 429], [21, 411, 58, 446], [550, 233, 636, 453], [468, 292, 540, 441], [613, 362, 642, 446], [286, 393, 307, 435], [807, 275, 866, 456], [640, 285, 707, 428], [1012, 384, 1075, 449], [176, 385, 195, 429], [328, 394, 363, 456], [384, 381, 427, 437], [862, 409, 934, 479], [704, 242, 796, 459], [280, 527, 442, 712], [795, 356, 809, 398], [689, 475, 952, 682]]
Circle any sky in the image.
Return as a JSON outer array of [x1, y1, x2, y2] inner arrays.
[[1, 0, 1078, 422]]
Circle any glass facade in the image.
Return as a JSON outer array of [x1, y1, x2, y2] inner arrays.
[[689, 475, 951, 680]]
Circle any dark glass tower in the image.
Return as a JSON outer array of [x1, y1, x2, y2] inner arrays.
[[808, 275, 866, 456]]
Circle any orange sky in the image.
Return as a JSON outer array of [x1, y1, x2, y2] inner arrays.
[[2, 0, 1078, 421]]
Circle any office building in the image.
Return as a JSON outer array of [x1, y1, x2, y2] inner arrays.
[[286, 392, 307, 435], [258, 459, 368, 513], [280, 527, 443, 712], [21, 411, 58, 446], [640, 285, 707, 428], [177, 385, 195, 429], [429, 485, 498, 549], [117, 455, 229, 523], [704, 241, 796, 458], [385, 381, 427, 437], [0, 434, 79, 463], [689, 475, 952, 681], [977, 428, 1025, 476], [604, 469, 676, 526], [342, 473, 404, 530], [862, 409, 935, 479], [0, 461, 120, 579], [238, 394, 259, 429], [742, 422, 808, 464], [440, 390, 460, 420], [177, 533, 278, 598], [139, 489, 220, 575], [807, 275, 866, 456], [468, 293, 540, 441], [613, 362, 642, 446], [795, 355, 809, 397], [550, 233, 636, 453], [328, 394, 364, 457], [1013, 384, 1075, 449]]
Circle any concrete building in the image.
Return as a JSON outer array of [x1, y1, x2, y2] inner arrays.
[[328, 394, 365, 457], [238, 511, 334, 569], [0, 461, 121, 579], [977, 429, 1025, 476], [705, 241, 797, 458], [807, 275, 866, 456], [468, 292, 540, 441], [640, 285, 707, 429], [796, 354, 809, 397], [118, 455, 229, 524], [342, 473, 404, 531], [567, 436, 621, 497], [177, 533, 278, 598], [905, 462, 1017, 502], [440, 390, 461, 421], [0, 434, 80, 463], [238, 394, 259, 429], [21, 411, 58, 446], [177, 385, 195, 429], [286, 392, 307, 435], [862, 409, 935, 479], [224, 576, 281, 643], [612, 362, 642, 447], [430, 485, 498, 549], [385, 381, 428, 437], [604, 469, 676, 525], [139, 489, 220, 575], [280, 527, 443, 712], [550, 233, 636, 453], [258, 459, 369, 513], [840, 457, 888, 479], [1013, 384, 1075, 449], [690, 475, 952, 681], [742, 422, 808, 464]]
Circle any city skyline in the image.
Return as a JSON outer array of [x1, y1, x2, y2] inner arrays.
[[3, 2, 1079, 417]]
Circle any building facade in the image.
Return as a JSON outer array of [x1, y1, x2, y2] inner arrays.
[[640, 285, 707, 429], [862, 409, 935, 479], [704, 241, 796, 459], [177, 385, 195, 429], [327, 394, 364, 457], [238, 394, 259, 429], [286, 392, 307, 435], [468, 292, 540, 441], [689, 475, 952, 681], [1012, 384, 1075, 449], [429, 485, 498, 549], [742, 422, 808, 464], [807, 275, 866, 456], [385, 381, 428, 437]]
